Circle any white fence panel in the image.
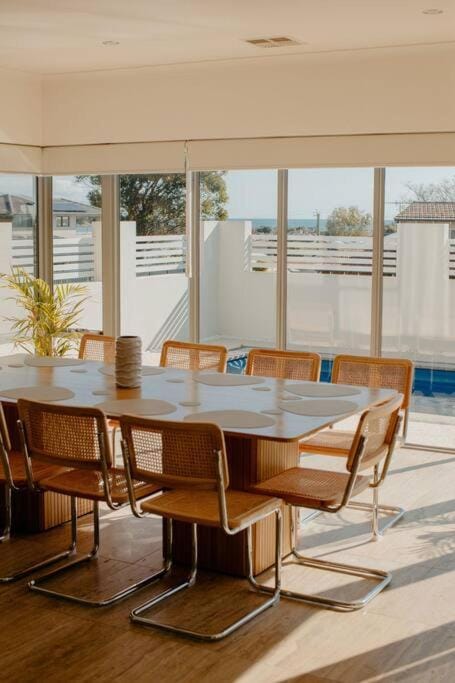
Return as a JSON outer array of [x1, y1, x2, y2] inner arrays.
[[250, 234, 398, 276]]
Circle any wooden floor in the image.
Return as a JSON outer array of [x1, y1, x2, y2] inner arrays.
[[1, 444, 454, 682]]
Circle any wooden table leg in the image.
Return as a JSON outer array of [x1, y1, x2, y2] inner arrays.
[[170, 435, 299, 577]]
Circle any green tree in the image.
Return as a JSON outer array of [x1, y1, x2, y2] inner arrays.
[[76, 172, 228, 236], [325, 206, 372, 236]]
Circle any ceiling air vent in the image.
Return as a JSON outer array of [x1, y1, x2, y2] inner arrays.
[[245, 36, 302, 48]]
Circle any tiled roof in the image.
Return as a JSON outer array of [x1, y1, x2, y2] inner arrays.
[[395, 201, 455, 222], [0, 194, 100, 218]]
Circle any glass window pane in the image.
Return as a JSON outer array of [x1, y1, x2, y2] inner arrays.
[[287, 168, 374, 378], [199, 169, 277, 360], [119, 173, 188, 365], [52, 175, 103, 331], [384, 167, 455, 448], [0, 174, 37, 354]]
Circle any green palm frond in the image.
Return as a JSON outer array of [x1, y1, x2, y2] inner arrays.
[[0, 267, 88, 356]]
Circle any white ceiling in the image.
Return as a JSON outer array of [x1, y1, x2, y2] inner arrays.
[[0, 0, 454, 75]]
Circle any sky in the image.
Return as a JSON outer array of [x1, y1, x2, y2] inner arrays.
[[2, 167, 455, 221]]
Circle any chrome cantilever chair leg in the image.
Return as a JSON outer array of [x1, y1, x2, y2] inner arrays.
[[131, 511, 282, 642], [348, 463, 405, 539], [250, 505, 390, 612], [1, 486, 77, 584], [28, 499, 169, 606]]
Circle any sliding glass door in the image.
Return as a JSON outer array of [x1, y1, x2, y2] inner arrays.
[[0, 174, 37, 354], [52, 175, 103, 332], [286, 168, 375, 378], [199, 170, 277, 356], [383, 167, 455, 448], [119, 174, 189, 364]]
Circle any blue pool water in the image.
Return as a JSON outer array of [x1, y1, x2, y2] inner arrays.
[[227, 355, 455, 399]]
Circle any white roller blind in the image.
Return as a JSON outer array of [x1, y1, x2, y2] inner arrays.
[[187, 133, 455, 170], [42, 141, 186, 175], [5, 133, 455, 176], [0, 144, 42, 174]]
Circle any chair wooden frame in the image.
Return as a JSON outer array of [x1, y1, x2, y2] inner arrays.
[[300, 354, 413, 537], [16, 400, 161, 606], [250, 395, 403, 611], [246, 348, 321, 381], [160, 340, 228, 373], [120, 416, 282, 641]]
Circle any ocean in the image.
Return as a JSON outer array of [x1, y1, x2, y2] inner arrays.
[[231, 218, 328, 232]]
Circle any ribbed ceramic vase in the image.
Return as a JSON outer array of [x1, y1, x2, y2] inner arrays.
[[115, 336, 142, 388]]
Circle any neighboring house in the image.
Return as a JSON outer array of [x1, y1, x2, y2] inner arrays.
[[52, 197, 101, 230], [0, 194, 35, 227], [0, 194, 100, 231], [395, 201, 455, 238]]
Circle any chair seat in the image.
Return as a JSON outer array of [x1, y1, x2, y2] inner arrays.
[[0, 451, 67, 485], [299, 429, 354, 456], [39, 468, 160, 503], [140, 489, 281, 529], [249, 467, 370, 510]]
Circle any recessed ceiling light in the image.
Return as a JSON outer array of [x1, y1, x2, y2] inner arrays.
[[422, 8, 443, 14], [101, 40, 120, 47]]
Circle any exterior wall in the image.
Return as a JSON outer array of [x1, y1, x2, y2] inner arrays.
[[119, 222, 189, 349], [42, 44, 455, 146]]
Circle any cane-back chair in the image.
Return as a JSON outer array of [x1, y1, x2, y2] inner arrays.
[[79, 333, 116, 364], [250, 395, 403, 610], [160, 340, 228, 373], [246, 349, 321, 382], [300, 355, 413, 536], [17, 400, 160, 606], [120, 416, 282, 641], [0, 403, 68, 582]]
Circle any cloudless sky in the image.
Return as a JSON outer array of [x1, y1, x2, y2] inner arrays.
[[2, 167, 455, 221]]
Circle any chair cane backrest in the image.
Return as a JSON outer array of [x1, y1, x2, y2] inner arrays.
[[79, 333, 116, 364], [332, 355, 413, 410], [17, 400, 112, 471], [120, 416, 228, 491], [160, 340, 228, 373], [246, 349, 321, 381], [347, 395, 403, 473]]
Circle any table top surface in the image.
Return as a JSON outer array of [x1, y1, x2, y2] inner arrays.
[[0, 354, 397, 442]]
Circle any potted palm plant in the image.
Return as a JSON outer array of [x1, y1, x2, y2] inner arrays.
[[1, 267, 87, 357]]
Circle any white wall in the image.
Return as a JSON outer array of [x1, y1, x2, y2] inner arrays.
[[0, 67, 42, 146], [41, 44, 455, 147]]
